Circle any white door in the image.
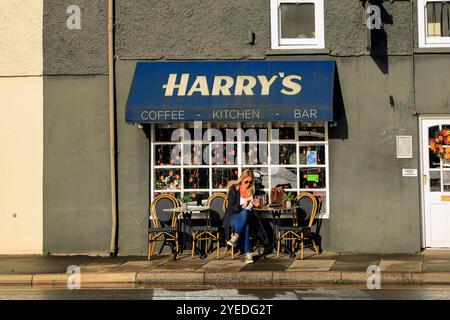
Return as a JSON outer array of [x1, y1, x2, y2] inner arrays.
[[421, 118, 450, 248]]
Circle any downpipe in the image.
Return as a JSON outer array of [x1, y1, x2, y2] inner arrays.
[[108, 0, 118, 257]]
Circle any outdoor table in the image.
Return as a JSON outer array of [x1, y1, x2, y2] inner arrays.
[[163, 206, 210, 257], [253, 205, 299, 258]]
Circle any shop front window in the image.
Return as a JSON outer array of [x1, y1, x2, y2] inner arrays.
[[151, 122, 330, 218]]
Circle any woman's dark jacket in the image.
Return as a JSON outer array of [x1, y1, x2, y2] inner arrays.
[[222, 188, 270, 248]]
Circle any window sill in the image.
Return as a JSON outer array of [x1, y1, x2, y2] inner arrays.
[[266, 48, 330, 55], [414, 47, 450, 54]]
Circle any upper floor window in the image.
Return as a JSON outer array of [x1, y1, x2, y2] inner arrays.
[[418, 0, 450, 47], [270, 0, 325, 49]]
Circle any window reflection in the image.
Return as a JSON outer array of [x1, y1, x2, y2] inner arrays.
[[155, 169, 182, 190], [270, 144, 297, 165], [430, 170, 441, 192], [183, 168, 209, 189]]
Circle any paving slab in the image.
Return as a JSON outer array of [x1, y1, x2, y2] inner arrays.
[[381, 254, 423, 262], [79, 263, 124, 273], [196, 259, 244, 273], [241, 257, 293, 272], [423, 260, 450, 272], [287, 259, 335, 272], [306, 251, 340, 260], [0, 256, 145, 274], [336, 254, 382, 263], [110, 260, 168, 272], [423, 250, 450, 261], [379, 260, 423, 272], [152, 255, 211, 272], [331, 254, 380, 272]]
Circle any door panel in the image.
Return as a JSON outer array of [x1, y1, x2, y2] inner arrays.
[[422, 119, 450, 248]]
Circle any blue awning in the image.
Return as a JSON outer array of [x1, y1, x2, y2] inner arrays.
[[125, 61, 335, 123]]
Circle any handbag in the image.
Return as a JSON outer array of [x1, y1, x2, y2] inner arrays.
[[270, 187, 285, 206]]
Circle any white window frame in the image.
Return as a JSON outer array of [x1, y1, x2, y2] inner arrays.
[[418, 0, 450, 48], [150, 121, 330, 218], [270, 0, 325, 50]]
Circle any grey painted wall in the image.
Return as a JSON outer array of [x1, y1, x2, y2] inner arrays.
[[42, 0, 449, 254], [43, 76, 112, 254], [115, 61, 150, 255], [328, 56, 420, 253], [43, 0, 111, 254], [43, 0, 108, 75], [115, 0, 414, 59]]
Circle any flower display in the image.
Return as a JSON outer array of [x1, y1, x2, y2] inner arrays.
[[429, 129, 450, 160], [155, 169, 181, 190]]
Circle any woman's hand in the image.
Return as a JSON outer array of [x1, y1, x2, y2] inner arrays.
[[252, 198, 260, 208], [242, 199, 252, 209]]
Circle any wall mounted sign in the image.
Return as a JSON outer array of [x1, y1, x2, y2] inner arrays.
[[396, 135, 413, 159], [402, 169, 418, 177], [125, 61, 335, 123]]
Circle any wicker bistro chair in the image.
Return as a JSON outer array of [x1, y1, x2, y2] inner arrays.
[[148, 194, 180, 261], [191, 193, 227, 259], [276, 192, 320, 259]]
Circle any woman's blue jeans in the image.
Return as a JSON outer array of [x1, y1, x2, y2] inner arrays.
[[230, 209, 253, 254]]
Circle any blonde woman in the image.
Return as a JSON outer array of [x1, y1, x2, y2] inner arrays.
[[223, 169, 261, 264]]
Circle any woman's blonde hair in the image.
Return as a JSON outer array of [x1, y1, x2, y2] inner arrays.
[[227, 169, 255, 194]]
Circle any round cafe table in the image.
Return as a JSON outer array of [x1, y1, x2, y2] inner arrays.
[[253, 205, 299, 258], [163, 206, 210, 258]]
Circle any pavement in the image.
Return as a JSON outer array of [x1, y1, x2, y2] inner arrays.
[[1, 249, 450, 286]]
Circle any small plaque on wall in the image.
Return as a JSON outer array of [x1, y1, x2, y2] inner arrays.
[[396, 136, 413, 159], [402, 169, 417, 177]]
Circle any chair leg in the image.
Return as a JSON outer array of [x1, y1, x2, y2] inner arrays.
[[152, 238, 158, 256], [300, 232, 304, 260], [175, 232, 179, 254], [277, 232, 281, 258], [216, 234, 220, 259], [148, 241, 152, 260], [149, 239, 157, 260], [191, 236, 196, 259], [312, 239, 319, 255], [291, 239, 295, 253], [231, 246, 234, 260]]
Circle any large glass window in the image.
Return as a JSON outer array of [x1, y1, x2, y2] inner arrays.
[[151, 122, 330, 218]]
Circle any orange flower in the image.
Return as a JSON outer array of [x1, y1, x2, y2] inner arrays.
[[429, 139, 436, 151], [445, 153, 450, 160], [446, 147, 450, 154], [438, 135, 444, 142], [439, 147, 445, 154], [442, 130, 449, 137]]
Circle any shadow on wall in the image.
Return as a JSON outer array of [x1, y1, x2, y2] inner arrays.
[[368, 0, 393, 75], [328, 66, 348, 140]]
